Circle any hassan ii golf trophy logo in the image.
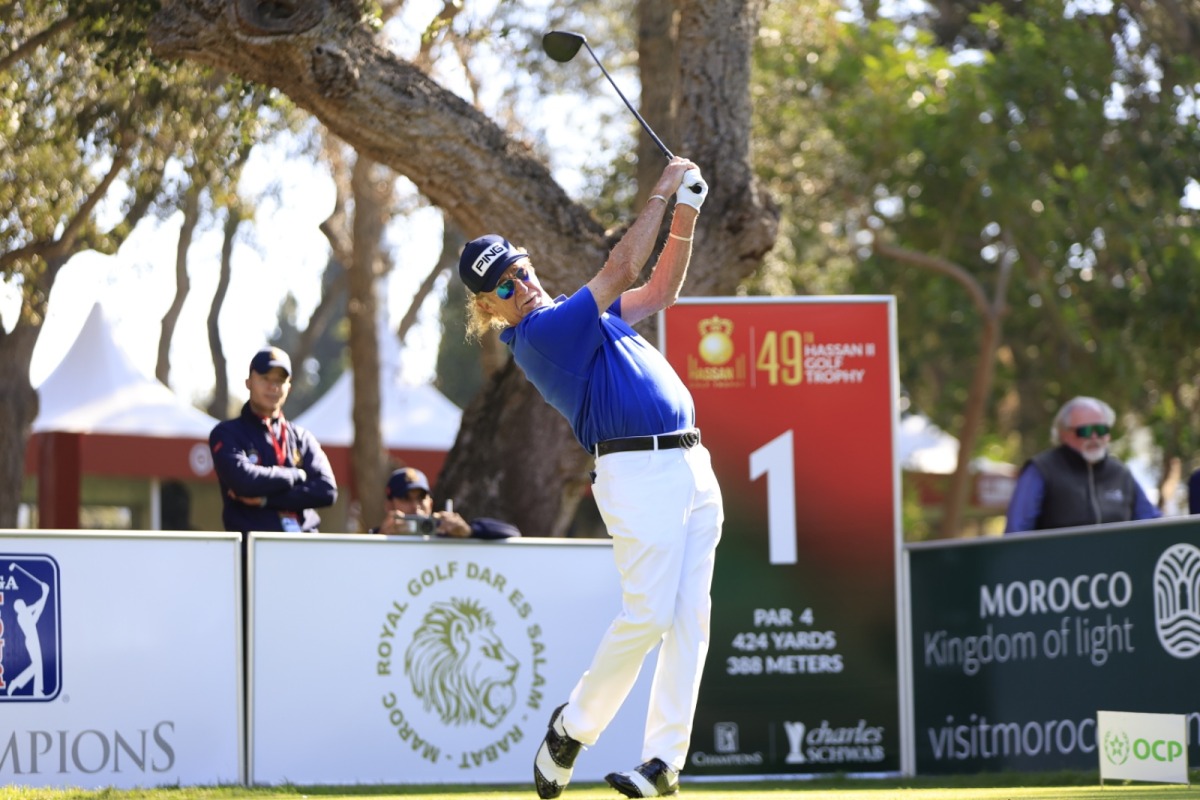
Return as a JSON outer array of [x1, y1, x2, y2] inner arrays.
[[0, 554, 62, 702], [687, 316, 747, 389], [375, 558, 549, 772]]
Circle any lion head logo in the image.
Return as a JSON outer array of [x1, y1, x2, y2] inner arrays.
[[404, 597, 520, 728]]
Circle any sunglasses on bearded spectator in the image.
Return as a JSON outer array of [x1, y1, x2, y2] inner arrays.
[[495, 266, 531, 300], [1073, 424, 1112, 438]]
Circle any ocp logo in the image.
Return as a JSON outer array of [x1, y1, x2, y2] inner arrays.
[[0, 554, 62, 702], [1103, 729, 1130, 765], [1153, 543, 1200, 659]]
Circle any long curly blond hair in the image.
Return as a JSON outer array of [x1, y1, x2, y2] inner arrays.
[[465, 295, 509, 342]]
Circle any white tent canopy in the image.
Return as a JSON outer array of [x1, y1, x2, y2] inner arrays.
[[32, 302, 219, 438], [898, 413, 960, 474], [294, 319, 461, 450]]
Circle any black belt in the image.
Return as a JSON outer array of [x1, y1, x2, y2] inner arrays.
[[594, 430, 701, 457]]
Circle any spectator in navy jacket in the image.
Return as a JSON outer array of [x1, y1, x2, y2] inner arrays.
[[209, 347, 337, 532], [372, 467, 520, 539]]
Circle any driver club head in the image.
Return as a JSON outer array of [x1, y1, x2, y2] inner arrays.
[[542, 30, 586, 63], [541, 28, 675, 160]]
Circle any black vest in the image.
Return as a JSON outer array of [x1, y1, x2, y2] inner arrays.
[[1029, 445, 1139, 530]]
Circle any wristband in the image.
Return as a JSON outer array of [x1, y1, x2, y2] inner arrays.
[[669, 233, 693, 242], [648, 194, 668, 205]]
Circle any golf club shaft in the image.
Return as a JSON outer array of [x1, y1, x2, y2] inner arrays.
[[581, 42, 673, 160], [10, 562, 38, 582]]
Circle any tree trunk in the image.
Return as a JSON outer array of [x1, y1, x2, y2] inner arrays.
[[0, 324, 41, 527], [1, 140, 148, 527], [347, 155, 389, 532], [873, 239, 1011, 538], [149, 0, 778, 536], [939, 314, 1001, 538], [206, 204, 240, 419], [438, 360, 589, 536], [158, 182, 200, 386], [637, 0, 679, 202]]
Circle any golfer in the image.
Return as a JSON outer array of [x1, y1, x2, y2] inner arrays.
[[458, 156, 722, 799]]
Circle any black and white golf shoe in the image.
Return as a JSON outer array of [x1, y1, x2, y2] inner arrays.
[[534, 703, 583, 799], [604, 757, 680, 797]]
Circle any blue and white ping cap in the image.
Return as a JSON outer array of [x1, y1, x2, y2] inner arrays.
[[458, 234, 528, 294]]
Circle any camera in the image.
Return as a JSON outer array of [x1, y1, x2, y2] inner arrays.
[[397, 514, 438, 535]]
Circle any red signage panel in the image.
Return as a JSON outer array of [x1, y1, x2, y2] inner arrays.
[[662, 297, 902, 775]]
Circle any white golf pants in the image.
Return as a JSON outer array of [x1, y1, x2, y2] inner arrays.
[[562, 442, 723, 771]]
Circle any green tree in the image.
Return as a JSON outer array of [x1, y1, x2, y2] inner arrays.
[[0, 1, 277, 526], [757, 0, 1200, 533], [147, 0, 780, 536]]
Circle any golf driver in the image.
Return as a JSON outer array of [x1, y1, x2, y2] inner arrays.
[[542, 29, 674, 160]]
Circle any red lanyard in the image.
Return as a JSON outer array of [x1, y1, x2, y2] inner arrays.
[[264, 416, 288, 466]]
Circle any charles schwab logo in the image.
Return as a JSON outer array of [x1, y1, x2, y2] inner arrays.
[[785, 719, 886, 764], [1153, 543, 1200, 659], [0, 555, 62, 702], [375, 560, 547, 771]]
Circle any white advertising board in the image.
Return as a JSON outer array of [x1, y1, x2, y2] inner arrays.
[[0, 530, 243, 789], [249, 533, 653, 785], [1097, 710, 1189, 785]]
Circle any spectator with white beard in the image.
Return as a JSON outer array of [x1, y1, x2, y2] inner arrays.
[[1005, 396, 1160, 533]]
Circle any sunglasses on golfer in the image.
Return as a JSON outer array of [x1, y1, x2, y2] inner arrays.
[[495, 266, 531, 300], [1073, 424, 1111, 438]]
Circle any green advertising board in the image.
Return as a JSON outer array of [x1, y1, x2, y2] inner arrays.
[[907, 517, 1200, 774]]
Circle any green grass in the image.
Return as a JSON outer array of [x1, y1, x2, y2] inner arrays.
[[4, 772, 1199, 800]]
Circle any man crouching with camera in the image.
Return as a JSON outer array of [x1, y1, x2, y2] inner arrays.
[[373, 467, 521, 540]]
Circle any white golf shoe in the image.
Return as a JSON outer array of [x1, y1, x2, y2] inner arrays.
[[534, 703, 583, 799], [605, 757, 680, 797]]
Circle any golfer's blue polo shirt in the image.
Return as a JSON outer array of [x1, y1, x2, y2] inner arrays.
[[500, 288, 694, 453]]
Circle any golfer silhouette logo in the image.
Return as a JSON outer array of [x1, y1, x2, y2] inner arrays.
[[0, 555, 62, 702], [403, 598, 520, 729]]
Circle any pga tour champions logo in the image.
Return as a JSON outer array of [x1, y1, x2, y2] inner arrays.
[[0, 555, 62, 702], [1153, 543, 1200, 659], [376, 560, 547, 771]]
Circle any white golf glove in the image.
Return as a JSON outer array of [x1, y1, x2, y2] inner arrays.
[[675, 168, 708, 210]]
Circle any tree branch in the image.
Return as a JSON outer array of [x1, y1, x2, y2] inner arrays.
[[0, 133, 133, 273], [0, 14, 76, 73], [872, 237, 992, 319]]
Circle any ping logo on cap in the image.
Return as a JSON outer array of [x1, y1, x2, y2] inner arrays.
[[470, 242, 511, 278]]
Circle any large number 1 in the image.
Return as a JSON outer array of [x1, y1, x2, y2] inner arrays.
[[748, 431, 797, 565]]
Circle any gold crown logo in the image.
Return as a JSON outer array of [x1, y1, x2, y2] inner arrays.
[[698, 316, 733, 337], [697, 316, 734, 366]]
